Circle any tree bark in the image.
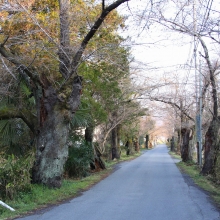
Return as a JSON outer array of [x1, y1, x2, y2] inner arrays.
[[85, 126, 94, 143], [181, 128, 190, 162], [32, 77, 82, 188], [145, 134, 149, 149], [85, 125, 106, 170], [126, 138, 134, 155], [32, 108, 69, 188], [58, 0, 71, 78], [133, 138, 139, 152], [111, 126, 120, 160], [201, 118, 220, 175], [117, 124, 121, 158], [170, 136, 175, 151]]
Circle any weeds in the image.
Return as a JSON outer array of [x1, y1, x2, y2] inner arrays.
[[0, 149, 142, 220], [176, 157, 220, 206]]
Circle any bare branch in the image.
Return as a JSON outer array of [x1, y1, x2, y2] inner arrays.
[[0, 56, 16, 80], [0, 44, 44, 87], [151, 97, 195, 122], [0, 108, 36, 133]]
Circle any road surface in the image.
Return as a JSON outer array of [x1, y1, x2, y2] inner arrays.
[[16, 144, 220, 220]]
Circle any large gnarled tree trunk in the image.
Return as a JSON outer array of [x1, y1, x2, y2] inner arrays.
[[32, 76, 82, 187]]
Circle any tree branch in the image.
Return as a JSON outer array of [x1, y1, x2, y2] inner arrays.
[[0, 44, 44, 87], [68, 0, 129, 80], [151, 97, 195, 122], [198, 36, 218, 118], [102, 0, 105, 11], [0, 108, 36, 133]]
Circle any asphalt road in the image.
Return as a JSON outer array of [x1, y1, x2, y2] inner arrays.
[[16, 144, 220, 220]]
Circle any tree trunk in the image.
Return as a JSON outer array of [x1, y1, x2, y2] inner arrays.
[[176, 129, 181, 154], [85, 125, 106, 170], [32, 108, 70, 188], [117, 124, 121, 158], [171, 136, 175, 151], [133, 138, 139, 152], [145, 134, 149, 149], [58, 0, 71, 78], [111, 126, 120, 160], [85, 125, 95, 170], [85, 126, 94, 143], [32, 76, 82, 188], [126, 138, 134, 155], [201, 118, 220, 175], [198, 37, 219, 175], [181, 128, 190, 162]]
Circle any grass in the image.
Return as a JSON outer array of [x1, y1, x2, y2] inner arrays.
[[0, 150, 143, 220], [169, 151, 181, 160], [169, 151, 220, 207]]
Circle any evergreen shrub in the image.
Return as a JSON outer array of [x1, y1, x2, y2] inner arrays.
[[65, 140, 94, 178], [0, 152, 34, 200]]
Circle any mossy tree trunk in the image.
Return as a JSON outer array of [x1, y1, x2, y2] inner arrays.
[[126, 138, 134, 155], [32, 109, 69, 188], [32, 77, 82, 188], [133, 138, 139, 152], [201, 118, 220, 175]]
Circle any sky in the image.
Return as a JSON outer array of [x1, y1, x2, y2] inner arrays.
[[115, 0, 220, 138], [116, 0, 198, 88], [116, 0, 201, 136], [118, 0, 220, 74]]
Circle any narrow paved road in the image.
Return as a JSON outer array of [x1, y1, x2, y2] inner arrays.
[[16, 145, 220, 220]]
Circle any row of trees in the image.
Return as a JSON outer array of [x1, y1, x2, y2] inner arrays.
[[0, 0, 154, 193], [140, 0, 220, 181]]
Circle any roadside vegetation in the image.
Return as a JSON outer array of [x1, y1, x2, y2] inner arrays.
[[169, 151, 220, 207], [0, 1, 158, 218], [0, 150, 143, 220]]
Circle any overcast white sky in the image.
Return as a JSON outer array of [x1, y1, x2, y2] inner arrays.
[[119, 0, 220, 70], [116, 0, 198, 85], [116, 0, 200, 132]]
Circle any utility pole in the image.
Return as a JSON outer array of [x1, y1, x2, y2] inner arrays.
[[193, 0, 202, 166], [199, 58, 202, 166]]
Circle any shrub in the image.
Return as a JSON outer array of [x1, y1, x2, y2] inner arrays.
[[0, 152, 34, 200], [65, 140, 94, 178]]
